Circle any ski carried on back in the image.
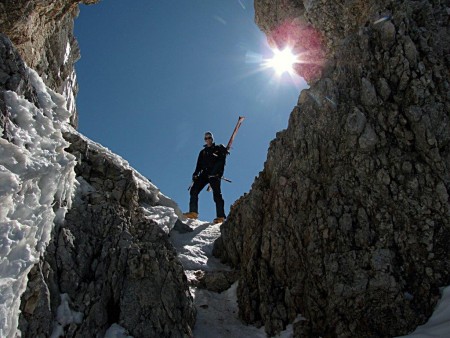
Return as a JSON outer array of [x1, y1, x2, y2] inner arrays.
[[226, 116, 245, 152]]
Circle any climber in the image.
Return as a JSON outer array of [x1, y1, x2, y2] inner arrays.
[[183, 131, 227, 224]]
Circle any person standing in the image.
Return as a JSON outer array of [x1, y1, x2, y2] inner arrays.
[[183, 131, 227, 223]]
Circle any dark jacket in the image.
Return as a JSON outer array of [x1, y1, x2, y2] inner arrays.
[[193, 143, 227, 178]]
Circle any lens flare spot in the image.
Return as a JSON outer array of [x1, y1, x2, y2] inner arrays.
[[266, 47, 298, 75]]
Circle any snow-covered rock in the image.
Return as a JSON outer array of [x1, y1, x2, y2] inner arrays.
[[0, 38, 77, 338], [1, 34, 195, 338]]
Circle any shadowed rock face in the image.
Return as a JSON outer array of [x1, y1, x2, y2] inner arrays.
[[0, 0, 99, 126], [214, 0, 450, 337]]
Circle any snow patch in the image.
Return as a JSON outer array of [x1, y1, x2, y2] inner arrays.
[[63, 41, 71, 65], [192, 282, 266, 338], [141, 205, 178, 234], [397, 286, 450, 338], [50, 294, 83, 338], [170, 219, 226, 271], [104, 323, 134, 338]]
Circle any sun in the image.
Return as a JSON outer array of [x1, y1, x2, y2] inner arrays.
[[266, 47, 298, 75]]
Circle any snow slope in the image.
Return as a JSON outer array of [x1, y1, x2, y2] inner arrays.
[[170, 219, 300, 338], [170, 219, 266, 337]]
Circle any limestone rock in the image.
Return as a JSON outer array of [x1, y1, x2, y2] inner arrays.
[[191, 270, 239, 293], [19, 131, 196, 337], [0, 0, 100, 126], [214, 0, 450, 337], [173, 219, 194, 233]]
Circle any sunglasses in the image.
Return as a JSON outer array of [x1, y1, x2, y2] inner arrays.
[[204, 136, 212, 140]]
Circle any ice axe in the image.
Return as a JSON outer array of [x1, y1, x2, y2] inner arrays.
[[206, 176, 232, 192], [189, 176, 232, 192]]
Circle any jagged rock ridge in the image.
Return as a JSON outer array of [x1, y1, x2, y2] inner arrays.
[[214, 0, 450, 337]]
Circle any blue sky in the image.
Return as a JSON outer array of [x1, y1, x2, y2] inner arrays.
[[74, 0, 306, 221]]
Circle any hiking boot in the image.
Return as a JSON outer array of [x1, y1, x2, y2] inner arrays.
[[183, 212, 198, 220], [213, 217, 225, 224]]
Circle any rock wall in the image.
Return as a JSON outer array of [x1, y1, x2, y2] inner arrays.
[[19, 130, 196, 337], [0, 33, 39, 140], [0, 0, 99, 126], [0, 2, 197, 335], [214, 0, 450, 337]]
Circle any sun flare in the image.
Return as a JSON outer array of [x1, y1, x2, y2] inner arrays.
[[267, 47, 297, 75]]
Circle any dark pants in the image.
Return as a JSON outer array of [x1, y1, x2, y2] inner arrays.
[[189, 175, 226, 218]]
